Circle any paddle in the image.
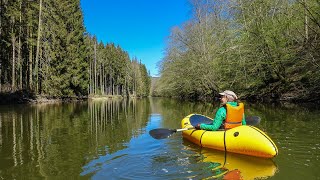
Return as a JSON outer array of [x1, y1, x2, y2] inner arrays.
[[149, 116, 261, 140], [149, 127, 195, 140], [245, 116, 261, 125]]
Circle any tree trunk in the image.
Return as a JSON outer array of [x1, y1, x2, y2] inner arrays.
[[124, 77, 126, 96], [0, 0, 2, 36], [94, 41, 97, 94], [12, 25, 16, 91], [108, 73, 111, 95], [102, 64, 105, 95], [99, 64, 102, 94], [18, 1, 22, 90], [112, 78, 114, 95], [133, 66, 136, 96], [35, 0, 43, 94], [0, 65, 1, 91], [0, 0, 2, 91], [104, 70, 107, 95], [89, 55, 92, 95], [28, 30, 33, 91], [304, 0, 308, 40]]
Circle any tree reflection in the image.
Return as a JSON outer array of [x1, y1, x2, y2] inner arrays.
[[0, 99, 150, 178]]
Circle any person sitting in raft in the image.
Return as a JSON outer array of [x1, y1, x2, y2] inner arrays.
[[195, 90, 246, 130]]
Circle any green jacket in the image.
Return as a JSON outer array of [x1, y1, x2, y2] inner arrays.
[[200, 102, 246, 131]]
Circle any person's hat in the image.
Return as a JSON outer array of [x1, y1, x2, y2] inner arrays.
[[219, 90, 238, 100]]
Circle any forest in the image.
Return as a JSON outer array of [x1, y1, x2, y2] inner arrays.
[[154, 0, 320, 102], [0, 0, 151, 100]]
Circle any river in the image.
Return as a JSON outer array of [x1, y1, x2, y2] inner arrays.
[[0, 98, 319, 179]]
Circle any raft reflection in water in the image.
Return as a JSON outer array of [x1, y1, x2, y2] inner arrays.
[[183, 140, 278, 180]]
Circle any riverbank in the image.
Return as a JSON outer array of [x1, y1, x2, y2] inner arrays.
[[88, 95, 123, 100], [166, 93, 320, 107], [0, 91, 87, 104], [0, 90, 318, 105], [0, 91, 142, 104]]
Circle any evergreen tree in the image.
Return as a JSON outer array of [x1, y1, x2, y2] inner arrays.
[[41, 0, 88, 96], [0, 0, 151, 99]]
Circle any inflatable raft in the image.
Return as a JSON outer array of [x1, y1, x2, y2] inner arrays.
[[181, 114, 278, 158]]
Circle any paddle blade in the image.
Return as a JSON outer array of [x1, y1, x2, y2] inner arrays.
[[149, 128, 176, 139], [189, 114, 213, 127], [246, 116, 261, 125]]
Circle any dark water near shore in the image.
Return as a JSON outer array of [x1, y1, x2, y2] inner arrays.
[[0, 98, 319, 179]]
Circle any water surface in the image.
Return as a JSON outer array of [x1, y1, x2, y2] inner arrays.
[[0, 98, 319, 179]]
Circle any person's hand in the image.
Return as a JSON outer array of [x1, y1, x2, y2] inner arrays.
[[194, 124, 201, 130]]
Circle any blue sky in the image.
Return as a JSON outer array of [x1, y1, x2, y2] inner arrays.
[[80, 0, 191, 77]]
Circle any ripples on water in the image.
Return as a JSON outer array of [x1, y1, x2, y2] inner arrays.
[[255, 103, 320, 179], [0, 99, 319, 179]]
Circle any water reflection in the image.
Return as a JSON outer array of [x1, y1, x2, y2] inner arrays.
[[88, 98, 150, 153], [183, 140, 277, 180], [0, 99, 151, 179], [0, 99, 319, 179]]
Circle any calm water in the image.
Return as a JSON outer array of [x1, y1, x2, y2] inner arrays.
[[0, 98, 319, 179]]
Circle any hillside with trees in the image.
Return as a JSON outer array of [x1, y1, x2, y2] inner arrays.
[[155, 0, 320, 102], [0, 0, 150, 101]]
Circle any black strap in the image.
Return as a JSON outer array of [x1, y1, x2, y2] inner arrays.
[[225, 121, 242, 124], [223, 130, 227, 166], [199, 131, 207, 147]]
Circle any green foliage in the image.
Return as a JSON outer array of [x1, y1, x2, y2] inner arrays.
[[0, 0, 150, 98], [86, 39, 151, 97], [139, 64, 151, 96], [156, 0, 320, 102], [39, 0, 88, 96]]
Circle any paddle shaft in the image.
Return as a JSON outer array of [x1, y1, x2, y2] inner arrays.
[[149, 127, 195, 139], [176, 127, 194, 132]]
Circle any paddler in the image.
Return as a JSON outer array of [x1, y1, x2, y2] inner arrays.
[[195, 90, 246, 130]]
